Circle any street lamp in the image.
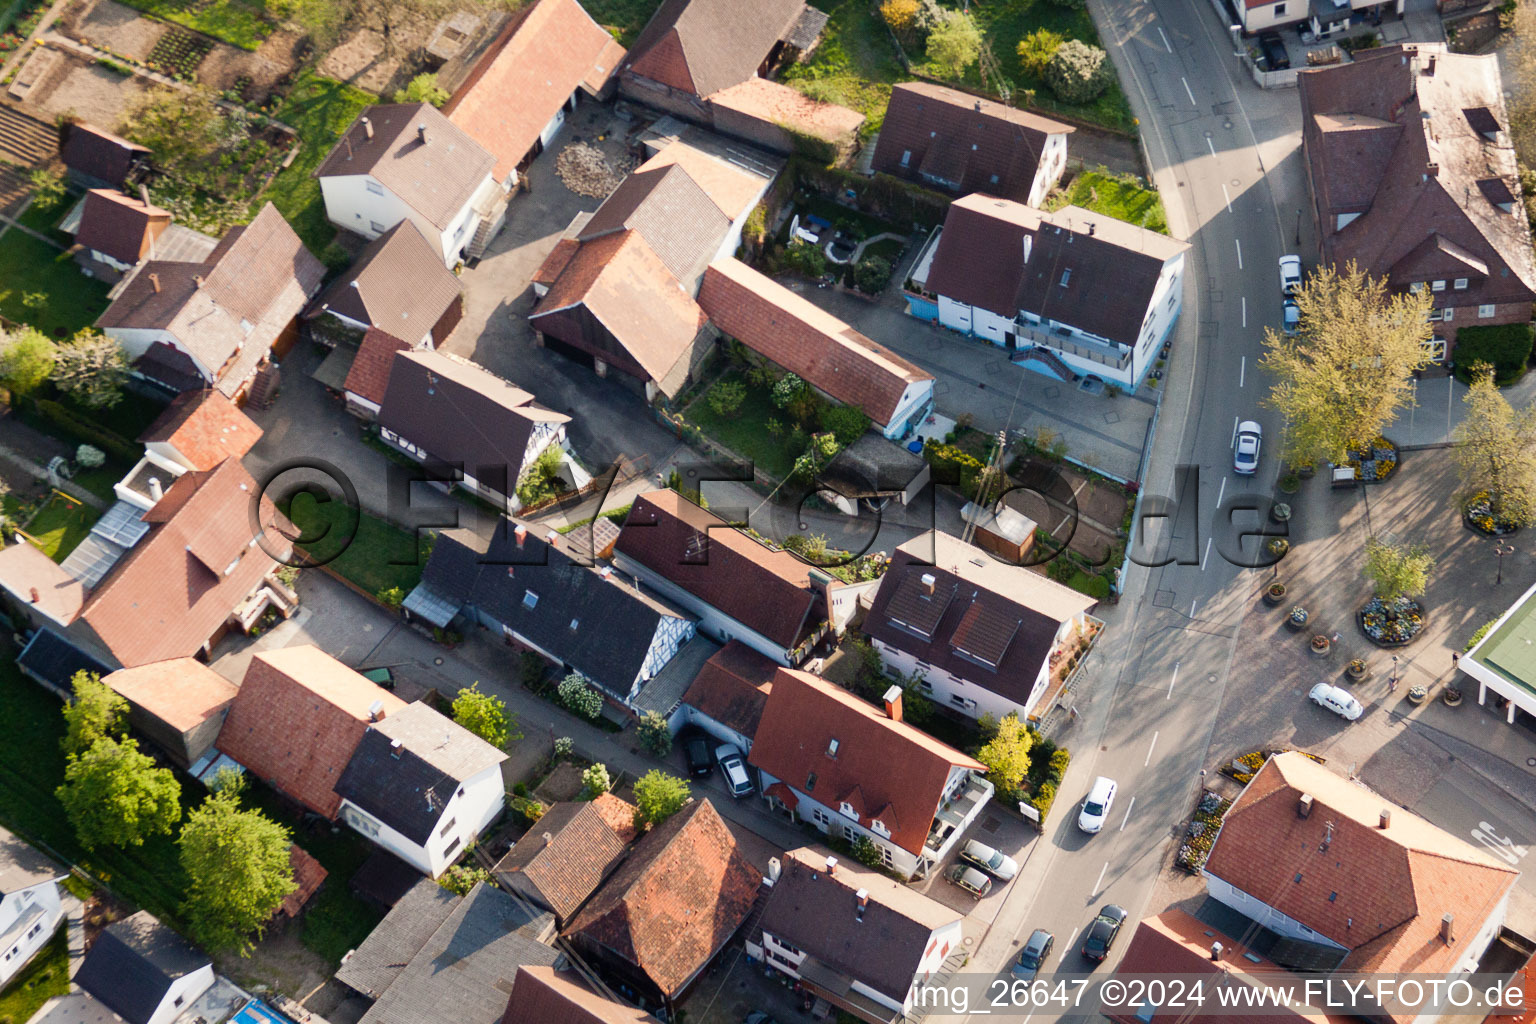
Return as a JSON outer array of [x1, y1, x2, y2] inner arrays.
[[1495, 542, 1516, 585], [1294, 208, 1302, 247]]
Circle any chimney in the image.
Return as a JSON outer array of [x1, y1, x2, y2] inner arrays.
[[825, 856, 838, 876], [920, 572, 936, 596], [28, 587, 39, 603], [1426, 54, 1437, 75], [361, 116, 373, 140], [139, 184, 151, 207], [1426, 162, 1440, 178], [1297, 793, 1314, 819], [149, 272, 161, 293], [390, 738, 403, 759], [855, 888, 869, 920], [542, 831, 554, 846], [1441, 913, 1455, 944], [546, 529, 559, 545], [417, 124, 430, 146], [766, 857, 781, 886], [1379, 808, 1392, 829], [367, 699, 384, 722], [974, 100, 982, 111], [514, 524, 528, 548], [193, 274, 205, 289], [1088, 222, 1096, 236], [148, 477, 163, 502], [882, 683, 904, 723]]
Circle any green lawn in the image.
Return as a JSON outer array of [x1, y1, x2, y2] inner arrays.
[[15, 197, 74, 247], [70, 464, 129, 505], [114, 0, 272, 49], [782, 0, 905, 131], [0, 928, 68, 1024], [684, 372, 799, 481], [20, 492, 98, 561], [261, 74, 377, 260], [282, 492, 427, 596], [0, 232, 112, 338], [1045, 170, 1167, 234], [577, 0, 664, 46]]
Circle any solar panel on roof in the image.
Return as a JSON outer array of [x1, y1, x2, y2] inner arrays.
[[91, 500, 151, 548]]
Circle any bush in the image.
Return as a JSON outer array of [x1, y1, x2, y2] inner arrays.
[[581, 763, 611, 798], [706, 379, 747, 418], [33, 399, 139, 463], [1045, 40, 1112, 104], [558, 674, 603, 720], [1047, 557, 1074, 583], [1452, 323, 1535, 384], [394, 72, 449, 107], [1465, 617, 1499, 652], [850, 835, 884, 868], [1017, 28, 1065, 77], [925, 8, 982, 80], [854, 255, 893, 294], [376, 586, 404, 607], [74, 444, 105, 468], [509, 795, 545, 826], [636, 711, 673, 756], [880, 0, 919, 33], [516, 444, 566, 507], [1028, 781, 1058, 823], [553, 736, 573, 760], [819, 404, 871, 445], [784, 239, 827, 278], [1048, 748, 1071, 781], [437, 864, 492, 895], [772, 372, 810, 409]]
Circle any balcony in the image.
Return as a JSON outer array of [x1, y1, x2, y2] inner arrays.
[[924, 772, 995, 859], [1012, 318, 1130, 371]]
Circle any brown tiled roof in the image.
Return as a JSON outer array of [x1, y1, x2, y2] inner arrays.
[[707, 78, 864, 145], [75, 189, 170, 265], [281, 844, 328, 917], [590, 793, 639, 843], [494, 801, 629, 921], [138, 390, 262, 470], [680, 640, 776, 739], [563, 799, 760, 999], [577, 164, 729, 290], [614, 490, 822, 649], [307, 220, 461, 344], [0, 541, 84, 626], [533, 237, 581, 289], [634, 137, 773, 222], [79, 460, 288, 667], [624, 0, 808, 98], [871, 83, 1072, 200], [502, 966, 663, 1024], [217, 645, 406, 818], [103, 658, 236, 733], [748, 669, 983, 856], [1204, 752, 1518, 989], [315, 103, 495, 230], [442, 0, 625, 182], [343, 329, 410, 406], [698, 258, 931, 426], [1299, 46, 1536, 309], [60, 123, 148, 187], [926, 194, 1188, 348]]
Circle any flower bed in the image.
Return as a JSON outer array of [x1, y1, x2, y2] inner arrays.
[[1463, 491, 1522, 536], [145, 27, 213, 81], [1339, 436, 1399, 483], [1176, 791, 1232, 872], [1220, 748, 1325, 785], [1358, 596, 1425, 647]]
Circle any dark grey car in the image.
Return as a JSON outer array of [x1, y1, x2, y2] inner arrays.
[[1013, 928, 1054, 981]]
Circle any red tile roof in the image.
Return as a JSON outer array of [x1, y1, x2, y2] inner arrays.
[[698, 258, 932, 426], [75, 189, 170, 266], [138, 390, 263, 470], [591, 792, 639, 844], [707, 78, 864, 145], [216, 645, 406, 818], [615, 490, 823, 650], [494, 801, 629, 921], [1204, 752, 1518, 990], [502, 965, 663, 1024], [563, 799, 760, 1000], [680, 640, 777, 739], [342, 329, 410, 406], [443, 0, 625, 182], [748, 669, 983, 855], [103, 658, 236, 733], [0, 541, 84, 627], [281, 844, 328, 917], [79, 459, 287, 667]]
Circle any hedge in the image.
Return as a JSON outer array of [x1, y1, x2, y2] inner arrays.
[[1453, 323, 1535, 384], [33, 399, 140, 463]]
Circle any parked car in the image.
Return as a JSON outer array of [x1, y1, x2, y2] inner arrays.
[[1081, 905, 1129, 962], [681, 731, 713, 777], [946, 864, 992, 898], [1078, 776, 1117, 834], [1282, 298, 1301, 335], [1013, 929, 1054, 981], [715, 743, 755, 798], [1279, 254, 1302, 295], [960, 839, 1019, 881], [746, 1014, 778, 1024], [1259, 32, 1290, 70], [1309, 682, 1364, 722], [1234, 420, 1262, 476]]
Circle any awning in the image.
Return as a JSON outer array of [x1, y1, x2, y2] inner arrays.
[[401, 583, 460, 628], [764, 782, 799, 810]]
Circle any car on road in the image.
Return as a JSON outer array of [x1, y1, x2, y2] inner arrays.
[[1013, 929, 1054, 981], [715, 743, 755, 798], [1282, 298, 1301, 334], [681, 731, 713, 777], [1279, 254, 1302, 295], [1259, 32, 1290, 70], [745, 1014, 778, 1024], [946, 864, 993, 898], [1309, 682, 1364, 722], [960, 839, 1019, 881], [1078, 776, 1117, 834], [1234, 420, 1262, 476], [1081, 905, 1129, 962]]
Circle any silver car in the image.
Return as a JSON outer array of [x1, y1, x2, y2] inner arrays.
[[1234, 421, 1262, 476], [715, 744, 755, 798], [960, 839, 1018, 881]]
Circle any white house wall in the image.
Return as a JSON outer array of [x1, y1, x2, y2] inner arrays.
[[106, 327, 216, 382], [1131, 253, 1185, 383], [612, 552, 796, 664], [677, 705, 754, 753], [873, 637, 1048, 722], [881, 380, 936, 439], [1201, 872, 1349, 950], [1027, 134, 1069, 209], [757, 769, 921, 877], [905, 919, 964, 1011], [1243, 0, 1305, 31], [633, 616, 698, 700], [339, 763, 505, 877], [321, 174, 471, 267], [147, 962, 215, 1024], [0, 882, 63, 987]]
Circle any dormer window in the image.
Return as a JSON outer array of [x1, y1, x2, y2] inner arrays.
[[871, 820, 890, 838], [523, 590, 539, 609], [839, 801, 858, 820]]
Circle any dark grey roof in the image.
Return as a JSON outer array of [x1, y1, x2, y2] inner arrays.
[[416, 527, 690, 700], [359, 881, 560, 1024], [336, 878, 459, 999], [335, 701, 507, 844], [0, 825, 62, 893], [17, 629, 113, 692], [75, 912, 209, 1024], [631, 633, 718, 717]]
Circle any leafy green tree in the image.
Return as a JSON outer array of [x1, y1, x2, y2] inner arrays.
[[976, 713, 1033, 794], [558, 673, 603, 720], [850, 835, 884, 868], [1363, 537, 1434, 603], [925, 8, 982, 80], [784, 239, 827, 278], [452, 682, 517, 748], [61, 670, 128, 757], [437, 864, 493, 894], [636, 711, 673, 756], [27, 167, 67, 210], [1017, 28, 1065, 77], [1454, 362, 1536, 528], [0, 327, 57, 397], [581, 763, 611, 798], [180, 782, 296, 954], [51, 330, 129, 410], [120, 85, 228, 179], [394, 72, 450, 106], [820, 404, 871, 446], [706, 379, 747, 418], [1045, 40, 1111, 103], [57, 738, 181, 849], [632, 769, 690, 831], [1261, 261, 1433, 466]]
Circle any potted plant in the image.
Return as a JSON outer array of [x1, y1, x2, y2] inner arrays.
[[1288, 606, 1309, 631], [1278, 474, 1301, 495], [1271, 502, 1291, 523], [1264, 581, 1287, 606], [1310, 634, 1331, 656], [1267, 537, 1290, 557], [1296, 463, 1316, 479], [1407, 685, 1428, 705], [1443, 686, 1463, 707], [1346, 658, 1367, 681]]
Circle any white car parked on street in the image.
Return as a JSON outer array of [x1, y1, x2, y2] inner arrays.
[[1078, 776, 1117, 834]]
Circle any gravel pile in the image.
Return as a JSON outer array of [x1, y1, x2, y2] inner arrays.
[[556, 142, 634, 198]]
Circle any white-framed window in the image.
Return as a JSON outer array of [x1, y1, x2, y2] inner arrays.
[[1443, 306, 1454, 322], [1409, 282, 1425, 293], [811, 807, 832, 828], [839, 801, 858, 819], [871, 819, 891, 839], [1431, 280, 1446, 292], [1454, 278, 1468, 290], [1423, 337, 1447, 363], [366, 180, 384, 196], [879, 844, 894, 867], [1480, 304, 1497, 318], [949, 694, 976, 710], [842, 824, 860, 843], [369, 220, 387, 234], [900, 150, 911, 167]]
